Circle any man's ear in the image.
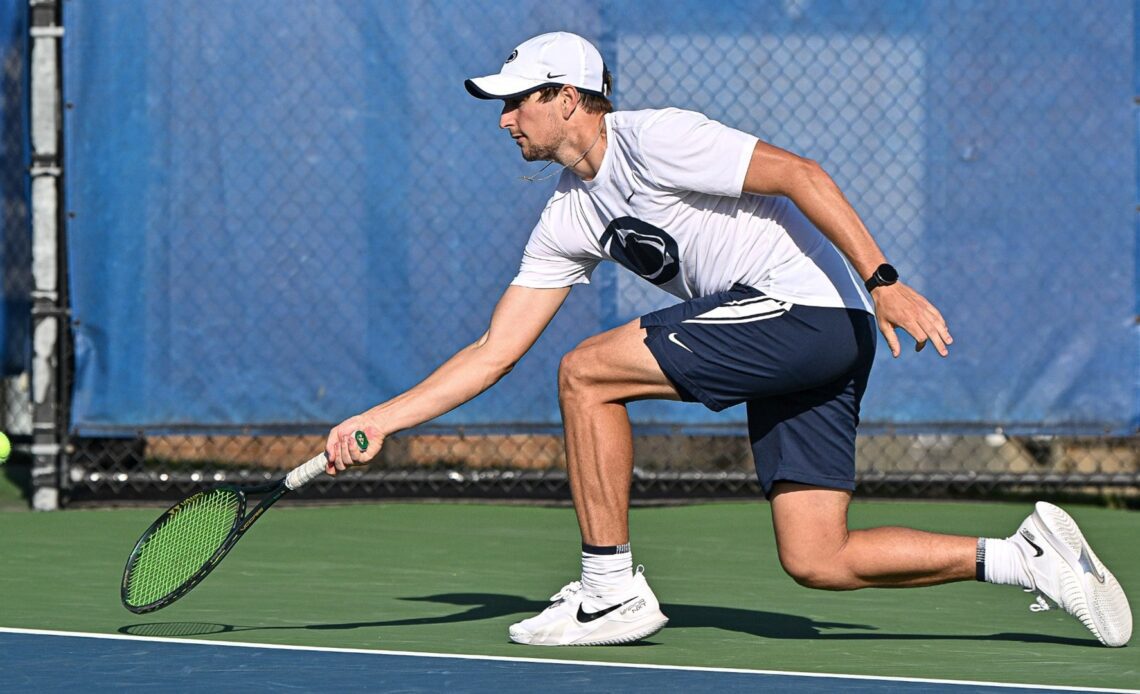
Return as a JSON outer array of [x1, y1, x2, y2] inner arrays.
[[561, 85, 579, 120]]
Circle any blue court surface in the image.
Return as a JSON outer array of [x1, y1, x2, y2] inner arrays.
[[2, 628, 1135, 693]]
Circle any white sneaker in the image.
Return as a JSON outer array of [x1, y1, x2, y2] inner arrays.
[[1012, 501, 1132, 647], [509, 566, 669, 646]]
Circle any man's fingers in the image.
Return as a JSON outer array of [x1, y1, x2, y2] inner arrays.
[[357, 426, 383, 464], [872, 284, 952, 358], [918, 313, 951, 357], [926, 309, 953, 352], [325, 420, 381, 474], [938, 323, 954, 349], [324, 431, 339, 475], [921, 328, 948, 355], [335, 435, 351, 470], [879, 318, 901, 358]]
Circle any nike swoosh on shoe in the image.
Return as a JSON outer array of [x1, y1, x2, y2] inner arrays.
[[1019, 528, 1045, 557], [576, 597, 637, 623]]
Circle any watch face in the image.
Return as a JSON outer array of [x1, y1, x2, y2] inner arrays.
[[877, 264, 899, 284]]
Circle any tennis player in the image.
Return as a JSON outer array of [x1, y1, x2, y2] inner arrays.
[[327, 32, 1131, 648]]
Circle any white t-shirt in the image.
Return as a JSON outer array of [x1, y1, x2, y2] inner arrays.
[[511, 107, 873, 313]]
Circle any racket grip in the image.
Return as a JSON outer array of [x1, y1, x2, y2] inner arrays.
[[285, 452, 329, 491]]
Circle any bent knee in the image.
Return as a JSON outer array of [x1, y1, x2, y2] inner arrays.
[[558, 347, 597, 399], [778, 550, 857, 591]]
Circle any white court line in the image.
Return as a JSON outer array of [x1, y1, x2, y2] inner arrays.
[[0, 626, 1134, 694]]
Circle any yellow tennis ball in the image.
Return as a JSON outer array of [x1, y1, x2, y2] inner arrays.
[[0, 432, 9, 463]]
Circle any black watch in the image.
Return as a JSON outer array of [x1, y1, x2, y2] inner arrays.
[[864, 263, 899, 292]]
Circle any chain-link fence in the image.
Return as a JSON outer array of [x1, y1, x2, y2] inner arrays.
[[1, 1, 31, 482], [3, 1, 1138, 507], [61, 428, 1138, 506]]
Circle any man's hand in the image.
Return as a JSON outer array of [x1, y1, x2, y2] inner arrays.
[[870, 282, 952, 358], [325, 416, 385, 475]]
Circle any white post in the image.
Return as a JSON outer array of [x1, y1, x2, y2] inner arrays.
[[28, 0, 64, 511]]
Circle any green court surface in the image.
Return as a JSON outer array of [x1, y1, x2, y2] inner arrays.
[[1, 495, 1136, 690]]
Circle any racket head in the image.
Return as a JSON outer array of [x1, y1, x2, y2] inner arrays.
[[121, 487, 246, 613]]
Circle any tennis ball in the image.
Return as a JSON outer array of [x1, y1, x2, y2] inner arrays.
[[0, 432, 9, 463]]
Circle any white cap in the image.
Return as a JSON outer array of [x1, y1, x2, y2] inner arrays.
[[465, 32, 609, 100]]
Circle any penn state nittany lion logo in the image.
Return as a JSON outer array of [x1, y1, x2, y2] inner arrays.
[[600, 217, 679, 286]]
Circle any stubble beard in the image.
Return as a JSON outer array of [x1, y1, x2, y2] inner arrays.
[[520, 141, 558, 163]]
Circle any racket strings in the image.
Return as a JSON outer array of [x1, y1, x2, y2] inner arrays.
[[125, 489, 241, 607]]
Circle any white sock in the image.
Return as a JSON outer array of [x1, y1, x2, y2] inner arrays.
[[980, 537, 1031, 588], [581, 543, 633, 598]]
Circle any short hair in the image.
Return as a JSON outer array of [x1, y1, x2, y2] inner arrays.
[[535, 68, 614, 115]]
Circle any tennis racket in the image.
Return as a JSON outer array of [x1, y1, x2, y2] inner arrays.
[[121, 430, 368, 614]]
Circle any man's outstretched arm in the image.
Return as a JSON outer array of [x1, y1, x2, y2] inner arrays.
[[741, 140, 952, 358], [325, 284, 572, 471]]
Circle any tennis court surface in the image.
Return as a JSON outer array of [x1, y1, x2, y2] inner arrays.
[[2, 501, 1137, 692]]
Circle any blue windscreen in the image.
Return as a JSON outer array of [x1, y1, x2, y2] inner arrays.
[[62, 1, 1136, 435]]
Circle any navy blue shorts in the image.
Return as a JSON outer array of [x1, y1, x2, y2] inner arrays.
[[640, 284, 876, 497]]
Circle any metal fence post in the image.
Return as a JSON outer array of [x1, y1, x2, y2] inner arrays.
[[28, 0, 65, 511]]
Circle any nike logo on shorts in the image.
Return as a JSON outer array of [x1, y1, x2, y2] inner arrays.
[[667, 332, 693, 353], [576, 597, 637, 623]]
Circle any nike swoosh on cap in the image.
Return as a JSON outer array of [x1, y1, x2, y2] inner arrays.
[[547, 72, 566, 79], [576, 597, 637, 623]]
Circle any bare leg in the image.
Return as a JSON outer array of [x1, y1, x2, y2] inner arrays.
[[770, 483, 976, 589], [558, 320, 681, 545]]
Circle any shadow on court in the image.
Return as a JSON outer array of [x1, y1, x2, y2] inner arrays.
[[117, 592, 1100, 647]]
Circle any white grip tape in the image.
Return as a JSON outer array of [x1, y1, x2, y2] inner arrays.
[[285, 453, 329, 491]]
